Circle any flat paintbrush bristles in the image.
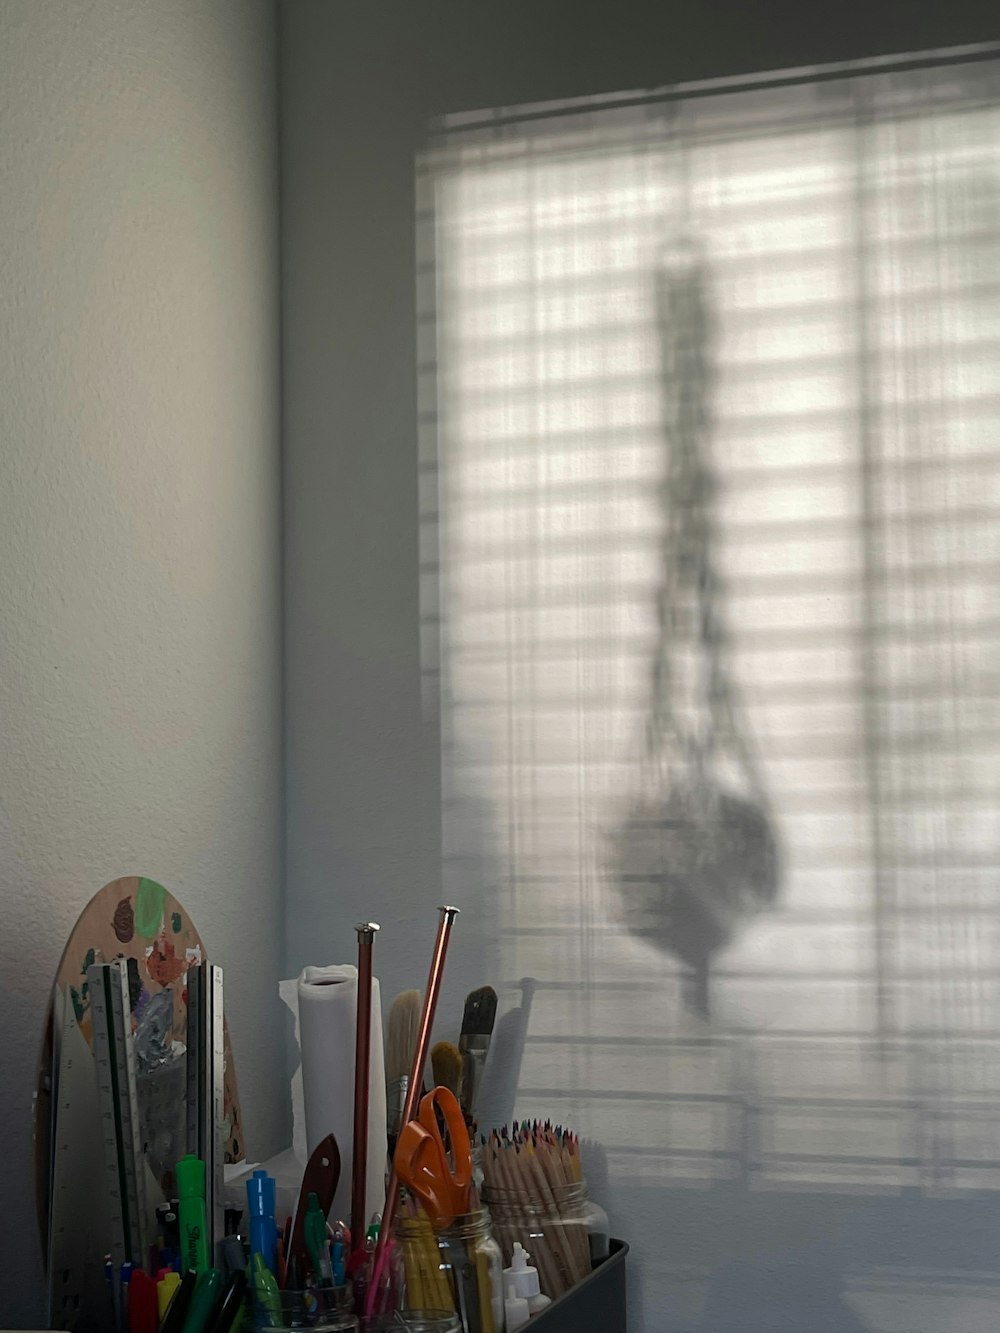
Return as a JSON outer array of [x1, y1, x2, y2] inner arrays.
[[460, 985, 498, 1038], [385, 988, 421, 1086], [459, 984, 498, 1120], [430, 1040, 463, 1100]]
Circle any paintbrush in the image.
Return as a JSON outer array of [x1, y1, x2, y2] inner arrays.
[[384, 988, 421, 1157], [458, 985, 497, 1124], [431, 1040, 465, 1147], [431, 1040, 463, 1101]]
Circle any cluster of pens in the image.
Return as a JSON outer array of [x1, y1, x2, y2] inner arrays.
[[132, 1267, 247, 1333], [104, 1154, 247, 1333], [138, 1155, 355, 1333], [244, 1163, 351, 1328]]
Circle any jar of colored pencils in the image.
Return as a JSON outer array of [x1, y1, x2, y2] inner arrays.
[[481, 1182, 606, 1300], [481, 1125, 608, 1300], [394, 1206, 504, 1333]]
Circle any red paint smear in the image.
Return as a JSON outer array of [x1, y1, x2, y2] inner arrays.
[[146, 932, 186, 986]]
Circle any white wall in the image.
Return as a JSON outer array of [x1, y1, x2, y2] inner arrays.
[[0, 2, 284, 1324], [278, 7, 1000, 1332], [279, 8, 453, 1005], [277, 0, 995, 1014]]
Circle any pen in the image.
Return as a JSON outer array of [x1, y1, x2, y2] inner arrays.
[[158, 1271, 182, 1323], [159, 1269, 198, 1333], [120, 1261, 134, 1333], [208, 1270, 247, 1333], [181, 1268, 224, 1333], [219, 1234, 246, 1279], [304, 1193, 333, 1287], [105, 1257, 120, 1333], [283, 1254, 304, 1326], [275, 1235, 287, 1290], [331, 1234, 346, 1287], [163, 1205, 181, 1257]]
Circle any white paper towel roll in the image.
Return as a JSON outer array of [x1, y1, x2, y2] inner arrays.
[[279, 964, 387, 1230]]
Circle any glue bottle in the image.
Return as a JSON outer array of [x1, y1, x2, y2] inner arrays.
[[503, 1242, 552, 1329]]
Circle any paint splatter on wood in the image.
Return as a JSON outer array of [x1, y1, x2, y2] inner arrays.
[[145, 932, 186, 987], [113, 897, 134, 943]]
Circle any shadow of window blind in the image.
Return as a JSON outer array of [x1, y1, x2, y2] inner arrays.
[[418, 49, 1000, 1228]]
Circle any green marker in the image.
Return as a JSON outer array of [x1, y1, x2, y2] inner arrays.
[[304, 1192, 333, 1287], [252, 1252, 282, 1328], [177, 1154, 210, 1272], [181, 1268, 223, 1333]]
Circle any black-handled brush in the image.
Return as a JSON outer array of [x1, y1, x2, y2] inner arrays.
[[458, 985, 498, 1124]]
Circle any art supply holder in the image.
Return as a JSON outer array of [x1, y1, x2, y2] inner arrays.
[[393, 1207, 504, 1333], [526, 1238, 628, 1333], [245, 1284, 357, 1332], [481, 1182, 607, 1301]]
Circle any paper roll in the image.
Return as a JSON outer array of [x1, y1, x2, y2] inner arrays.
[[280, 964, 387, 1230]]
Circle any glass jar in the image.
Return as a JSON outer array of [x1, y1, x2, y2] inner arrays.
[[367, 1313, 461, 1333], [394, 1207, 504, 1333], [246, 1284, 358, 1331], [482, 1179, 608, 1300]]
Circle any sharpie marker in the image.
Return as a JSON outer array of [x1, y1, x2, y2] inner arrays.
[[182, 1268, 224, 1333], [159, 1269, 198, 1333], [177, 1155, 210, 1272], [208, 1270, 247, 1333]]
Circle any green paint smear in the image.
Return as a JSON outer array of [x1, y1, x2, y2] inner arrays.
[[82, 947, 95, 974], [171, 911, 182, 933], [70, 986, 84, 1022], [135, 878, 166, 939]]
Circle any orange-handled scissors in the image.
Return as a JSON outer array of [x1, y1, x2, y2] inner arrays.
[[395, 1085, 472, 1227]]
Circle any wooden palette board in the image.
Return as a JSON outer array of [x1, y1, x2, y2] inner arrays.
[[35, 875, 245, 1266]]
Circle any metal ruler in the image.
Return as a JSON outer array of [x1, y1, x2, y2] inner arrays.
[[47, 985, 106, 1329], [88, 959, 148, 1268], [185, 962, 225, 1264]]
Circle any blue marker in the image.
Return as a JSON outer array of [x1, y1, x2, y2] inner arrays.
[[246, 1169, 277, 1274]]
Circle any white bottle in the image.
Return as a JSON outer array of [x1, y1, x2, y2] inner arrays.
[[503, 1242, 553, 1328]]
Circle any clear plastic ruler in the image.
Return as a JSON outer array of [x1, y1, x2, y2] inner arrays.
[[185, 962, 225, 1264], [88, 958, 148, 1267]]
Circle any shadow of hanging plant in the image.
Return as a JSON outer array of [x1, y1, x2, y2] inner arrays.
[[606, 238, 780, 1016]]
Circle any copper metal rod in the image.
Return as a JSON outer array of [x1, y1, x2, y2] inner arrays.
[[351, 921, 379, 1250], [366, 905, 460, 1315]]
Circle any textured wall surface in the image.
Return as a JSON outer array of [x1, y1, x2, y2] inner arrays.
[[0, 2, 284, 1323]]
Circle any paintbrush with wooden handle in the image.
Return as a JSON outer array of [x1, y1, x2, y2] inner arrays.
[[458, 985, 497, 1125], [384, 989, 421, 1158]]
